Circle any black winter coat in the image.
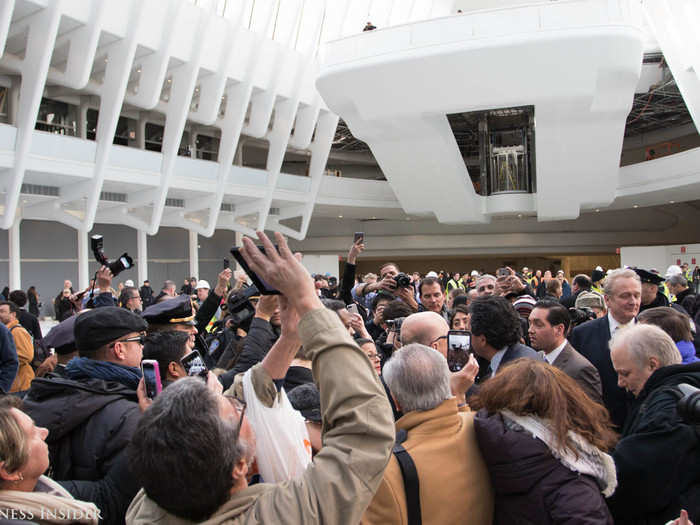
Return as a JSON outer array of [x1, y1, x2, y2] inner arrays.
[[219, 317, 279, 390], [608, 362, 700, 525], [22, 376, 141, 525], [474, 410, 613, 525]]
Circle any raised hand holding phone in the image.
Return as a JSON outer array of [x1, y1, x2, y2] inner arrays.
[[239, 231, 320, 315]]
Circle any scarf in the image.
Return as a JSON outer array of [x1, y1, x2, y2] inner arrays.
[[0, 475, 100, 524], [65, 357, 141, 390], [502, 410, 618, 497]]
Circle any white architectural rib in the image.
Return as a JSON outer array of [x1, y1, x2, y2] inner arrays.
[[642, 0, 700, 134], [145, 4, 213, 236], [0, 0, 16, 58], [1, 1, 62, 230]]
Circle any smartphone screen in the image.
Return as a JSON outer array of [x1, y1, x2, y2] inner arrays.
[[180, 350, 208, 378], [497, 268, 510, 277], [141, 360, 162, 399], [347, 303, 359, 316], [223, 258, 230, 269], [447, 330, 471, 372], [354, 232, 364, 244], [230, 246, 280, 295]]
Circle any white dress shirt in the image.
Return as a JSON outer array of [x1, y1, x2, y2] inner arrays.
[[544, 340, 567, 365], [608, 312, 636, 338]]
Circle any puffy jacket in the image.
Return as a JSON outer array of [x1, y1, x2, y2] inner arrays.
[[474, 410, 614, 525], [22, 374, 141, 525]]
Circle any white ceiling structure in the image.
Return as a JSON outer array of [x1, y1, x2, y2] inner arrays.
[[0, 0, 698, 256], [317, 0, 700, 224]]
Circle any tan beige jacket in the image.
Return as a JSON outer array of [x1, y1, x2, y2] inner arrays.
[[7, 318, 34, 392], [361, 399, 494, 525], [126, 307, 395, 525]]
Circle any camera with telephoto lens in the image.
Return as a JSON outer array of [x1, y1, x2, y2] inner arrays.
[[568, 307, 596, 329], [676, 383, 700, 424], [91, 235, 133, 277], [393, 272, 411, 288]]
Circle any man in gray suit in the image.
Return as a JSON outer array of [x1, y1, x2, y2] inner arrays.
[[528, 300, 603, 404], [470, 296, 541, 381]]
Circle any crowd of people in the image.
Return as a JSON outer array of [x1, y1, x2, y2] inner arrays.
[[0, 233, 698, 525]]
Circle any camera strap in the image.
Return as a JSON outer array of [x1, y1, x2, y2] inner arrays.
[[392, 428, 422, 525]]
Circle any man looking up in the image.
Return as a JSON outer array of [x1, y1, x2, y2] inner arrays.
[[23, 306, 148, 525], [570, 268, 641, 428], [126, 231, 395, 524], [608, 324, 700, 524], [528, 300, 602, 404]]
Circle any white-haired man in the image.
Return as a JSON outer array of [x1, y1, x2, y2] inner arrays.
[[361, 344, 493, 525], [569, 268, 641, 428], [607, 324, 700, 525]]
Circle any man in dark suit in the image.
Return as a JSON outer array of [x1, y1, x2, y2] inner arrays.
[[469, 296, 541, 380], [528, 300, 602, 404], [569, 268, 641, 428]]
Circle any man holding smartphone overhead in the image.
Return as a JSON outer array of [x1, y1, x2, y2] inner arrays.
[[126, 231, 396, 525]]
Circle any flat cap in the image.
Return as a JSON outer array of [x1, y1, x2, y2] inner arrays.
[[142, 294, 196, 326], [634, 268, 665, 286], [575, 291, 605, 311], [73, 307, 147, 354]]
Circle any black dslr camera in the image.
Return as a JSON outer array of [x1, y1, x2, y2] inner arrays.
[[677, 383, 700, 424], [393, 272, 411, 288], [91, 235, 133, 277], [225, 285, 260, 333]]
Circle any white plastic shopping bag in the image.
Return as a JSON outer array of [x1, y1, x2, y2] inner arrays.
[[241, 369, 312, 482]]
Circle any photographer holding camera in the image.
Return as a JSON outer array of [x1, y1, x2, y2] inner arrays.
[[353, 262, 418, 313]]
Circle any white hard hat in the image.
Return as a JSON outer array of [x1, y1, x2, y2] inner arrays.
[[471, 270, 479, 276], [124, 279, 134, 287], [426, 271, 439, 278], [195, 279, 210, 290], [665, 265, 683, 279]]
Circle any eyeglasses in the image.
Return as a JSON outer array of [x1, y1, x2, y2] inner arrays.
[[129, 295, 142, 300], [366, 353, 380, 360], [225, 396, 247, 442], [117, 334, 147, 345], [430, 335, 448, 345]]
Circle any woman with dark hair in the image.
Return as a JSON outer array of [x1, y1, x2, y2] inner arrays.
[[471, 359, 618, 524], [450, 304, 469, 331], [638, 306, 700, 364], [27, 286, 41, 318]]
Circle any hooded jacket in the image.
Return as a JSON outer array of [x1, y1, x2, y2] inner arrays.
[[608, 362, 700, 524], [474, 410, 615, 525], [22, 363, 142, 525]]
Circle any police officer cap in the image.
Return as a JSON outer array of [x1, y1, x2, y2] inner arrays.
[[634, 268, 665, 286], [142, 294, 196, 326], [74, 307, 148, 355]]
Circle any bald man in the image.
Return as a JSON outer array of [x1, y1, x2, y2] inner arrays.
[[400, 311, 449, 357], [398, 311, 478, 407]]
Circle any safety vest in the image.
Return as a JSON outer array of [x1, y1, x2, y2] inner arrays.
[[446, 279, 466, 294]]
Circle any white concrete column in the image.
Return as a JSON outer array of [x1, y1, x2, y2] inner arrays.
[[8, 76, 20, 126], [137, 229, 148, 285], [137, 112, 147, 149], [188, 230, 199, 279], [78, 96, 89, 140], [233, 231, 243, 271], [77, 229, 89, 290], [8, 218, 21, 290]]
